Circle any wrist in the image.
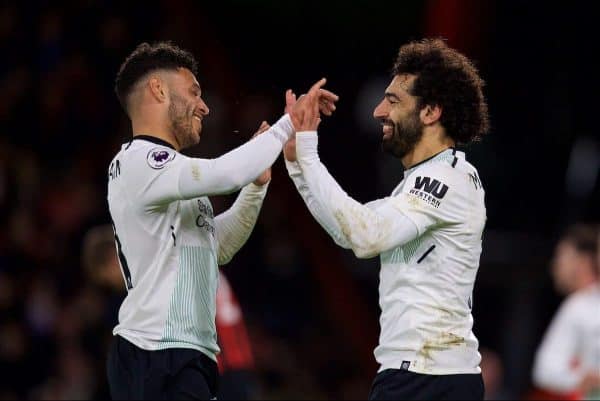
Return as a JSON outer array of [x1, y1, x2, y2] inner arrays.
[[296, 131, 318, 161], [272, 114, 294, 142]]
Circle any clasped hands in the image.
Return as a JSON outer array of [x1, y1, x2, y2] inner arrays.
[[252, 78, 339, 185]]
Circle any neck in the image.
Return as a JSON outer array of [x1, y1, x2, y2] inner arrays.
[[575, 273, 598, 292], [131, 119, 180, 151], [401, 126, 455, 169]]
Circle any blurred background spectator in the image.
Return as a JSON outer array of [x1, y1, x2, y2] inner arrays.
[[0, 0, 598, 399], [530, 224, 600, 400]]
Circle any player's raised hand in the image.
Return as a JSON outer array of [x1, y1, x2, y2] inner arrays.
[[251, 120, 272, 185], [318, 88, 337, 116], [288, 78, 339, 132], [285, 87, 337, 117]]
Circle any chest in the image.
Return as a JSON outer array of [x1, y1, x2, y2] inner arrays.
[[174, 197, 216, 245]]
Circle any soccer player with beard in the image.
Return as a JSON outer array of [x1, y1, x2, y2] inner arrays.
[[106, 42, 337, 400], [283, 39, 490, 400]]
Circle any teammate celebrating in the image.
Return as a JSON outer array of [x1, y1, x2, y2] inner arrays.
[[284, 39, 489, 400], [106, 41, 337, 399]]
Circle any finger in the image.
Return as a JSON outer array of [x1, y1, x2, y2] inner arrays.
[[306, 78, 327, 98], [311, 77, 327, 91], [318, 88, 339, 102], [285, 89, 297, 114], [305, 83, 324, 113], [253, 120, 270, 137], [318, 103, 332, 116], [259, 120, 270, 132], [285, 89, 297, 106]]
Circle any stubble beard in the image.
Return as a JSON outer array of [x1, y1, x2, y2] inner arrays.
[[382, 111, 424, 159], [168, 94, 199, 150]]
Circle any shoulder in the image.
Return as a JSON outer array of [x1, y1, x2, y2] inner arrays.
[[404, 161, 463, 197], [123, 140, 182, 173], [563, 286, 600, 313], [549, 287, 598, 328], [410, 155, 484, 194]]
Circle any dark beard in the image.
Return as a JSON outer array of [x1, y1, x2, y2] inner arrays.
[[381, 112, 424, 158], [168, 94, 197, 149]]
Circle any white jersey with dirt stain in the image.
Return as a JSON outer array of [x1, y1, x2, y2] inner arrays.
[[287, 132, 486, 375]]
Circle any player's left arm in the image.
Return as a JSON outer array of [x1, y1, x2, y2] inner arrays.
[[214, 182, 268, 265], [214, 122, 271, 265]]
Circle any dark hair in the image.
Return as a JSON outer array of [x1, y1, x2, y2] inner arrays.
[[392, 38, 489, 144], [82, 225, 116, 275], [114, 41, 198, 113], [562, 223, 599, 257]]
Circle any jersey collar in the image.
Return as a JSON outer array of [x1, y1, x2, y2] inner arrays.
[[131, 135, 176, 150], [403, 148, 464, 176]]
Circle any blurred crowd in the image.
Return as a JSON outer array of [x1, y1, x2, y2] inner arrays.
[[1, 1, 599, 400]]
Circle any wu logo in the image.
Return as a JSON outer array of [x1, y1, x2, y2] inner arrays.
[[414, 176, 449, 199]]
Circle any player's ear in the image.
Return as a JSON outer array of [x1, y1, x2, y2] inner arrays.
[[420, 104, 442, 125], [148, 75, 167, 103]]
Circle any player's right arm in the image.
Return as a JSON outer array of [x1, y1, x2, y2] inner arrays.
[[129, 79, 338, 208], [140, 114, 293, 206]]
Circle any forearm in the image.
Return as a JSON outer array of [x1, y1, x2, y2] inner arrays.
[[285, 150, 352, 249], [178, 114, 293, 198], [294, 132, 418, 258], [215, 182, 269, 265]]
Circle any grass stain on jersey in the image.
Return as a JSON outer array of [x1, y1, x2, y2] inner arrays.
[[333, 207, 392, 258], [417, 332, 466, 371]]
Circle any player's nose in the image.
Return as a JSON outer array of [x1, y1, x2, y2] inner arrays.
[[198, 99, 209, 116], [373, 99, 388, 120]]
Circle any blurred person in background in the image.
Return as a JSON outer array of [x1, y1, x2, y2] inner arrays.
[[550, 224, 598, 297], [106, 41, 337, 399], [284, 38, 489, 400], [82, 224, 127, 323], [532, 224, 600, 400]]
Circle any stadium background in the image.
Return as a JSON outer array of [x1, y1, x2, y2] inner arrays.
[[0, 0, 598, 399]]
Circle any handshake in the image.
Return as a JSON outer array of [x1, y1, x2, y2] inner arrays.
[[252, 78, 339, 185]]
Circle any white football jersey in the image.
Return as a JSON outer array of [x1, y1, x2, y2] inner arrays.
[[107, 115, 293, 360], [533, 285, 600, 393], [288, 132, 486, 375]]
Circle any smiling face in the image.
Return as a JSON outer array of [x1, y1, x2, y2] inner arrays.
[[166, 68, 210, 149], [372, 74, 424, 158]]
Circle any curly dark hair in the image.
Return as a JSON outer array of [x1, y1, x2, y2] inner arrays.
[[392, 38, 489, 144], [115, 41, 198, 114]]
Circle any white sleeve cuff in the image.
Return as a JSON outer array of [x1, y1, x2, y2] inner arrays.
[[285, 159, 302, 177], [243, 181, 270, 196], [271, 114, 295, 144], [296, 131, 318, 161]]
